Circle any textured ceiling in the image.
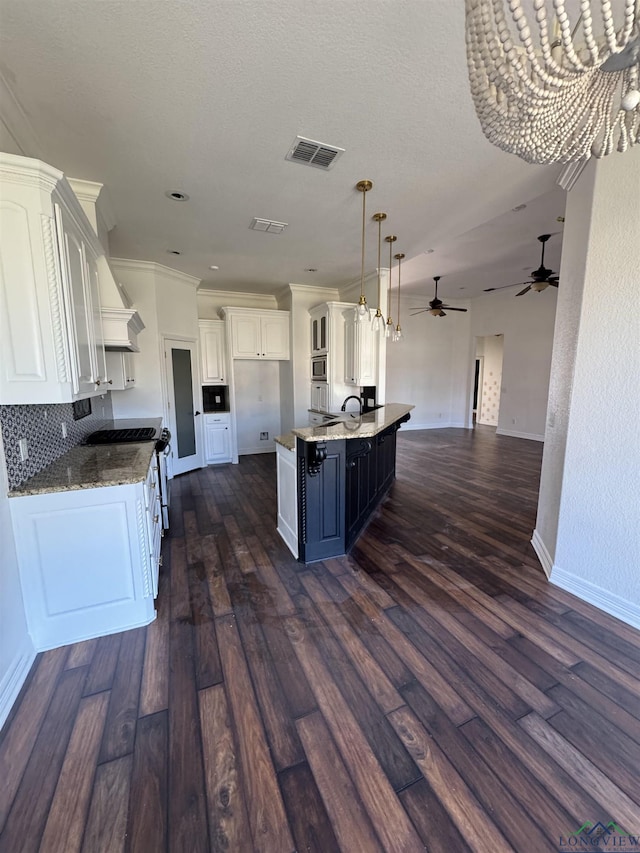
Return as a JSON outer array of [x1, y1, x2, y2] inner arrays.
[[0, 1, 566, 300]]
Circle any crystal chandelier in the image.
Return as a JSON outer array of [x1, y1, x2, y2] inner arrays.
[[465, 0, 640, 164]]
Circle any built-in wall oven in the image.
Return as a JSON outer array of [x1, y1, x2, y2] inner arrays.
[[311, 355, 327, 382]]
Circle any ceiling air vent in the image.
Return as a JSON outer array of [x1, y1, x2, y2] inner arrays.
[[285, 136, 345, 170], [250, 217, 288, 234]]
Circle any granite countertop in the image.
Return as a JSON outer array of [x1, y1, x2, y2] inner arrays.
[[9, 441, 157, 497], [275, 433, 296, 451], [291, 403, 414, 444]]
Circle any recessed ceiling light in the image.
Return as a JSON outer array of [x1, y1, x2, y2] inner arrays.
[[165, 190, 189, 201], [209, 265, 219, 270], [424, 249, 435, 254], [305, 268, 318, 272], [167, 249, 182, 255], [512, 203, 527, 212], [459, 286, 466, 290]]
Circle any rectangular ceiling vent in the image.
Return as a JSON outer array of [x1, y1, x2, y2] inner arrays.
[[250, 217, 288, 234], [286, 136, 345, 170]]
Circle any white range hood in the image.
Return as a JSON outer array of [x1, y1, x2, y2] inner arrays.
[[68, 178, 145, 352]]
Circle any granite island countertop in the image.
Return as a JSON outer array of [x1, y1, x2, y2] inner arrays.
[[9, 441, 157, 497], [290, 403, 413, 444]]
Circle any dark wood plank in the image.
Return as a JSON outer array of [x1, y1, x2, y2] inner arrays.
[[139, 564, 170, 717], [0, 646, 67, 831], [65, 638, 99, 670], [83, 631, 123, 696], [400, 679, 553, 851], [398, 779, 470, 853], [188, 560, 223, 690], [125, 711, 168, 853], [39, 691, 110, 853], [387, 705, 512, 853], [216, 613, 294, 852], [295, 712, 382, 852], [198, 685, 252, 853], [279, 762, 342, 853], [167, 539, 209, 853], [0, 666, 86, 850], [572, 660, 640, 724], [283, 608, 424, 851], [98, 627, 146, 763], [81, 754, 132, 853]]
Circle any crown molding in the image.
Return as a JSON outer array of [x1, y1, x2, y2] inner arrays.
[[110, 258, 201, 288], [0, 69, 43, 158], [556, 156, 590, 192], [66, 177, 117, 232]]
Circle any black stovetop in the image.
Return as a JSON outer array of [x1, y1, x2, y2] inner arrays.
[[85, 427, 157, 444]]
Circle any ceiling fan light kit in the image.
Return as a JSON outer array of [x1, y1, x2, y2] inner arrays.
[[465, 0, 640, 164], [411, 275, 469, 319]]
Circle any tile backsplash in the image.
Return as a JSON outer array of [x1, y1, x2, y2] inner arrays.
[[0, 395, 113, 490]]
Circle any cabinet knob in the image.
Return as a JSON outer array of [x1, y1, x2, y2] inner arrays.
[[153, 514, 159, 524], [95, 379, 101, 386], [106, 379, 113, 385]]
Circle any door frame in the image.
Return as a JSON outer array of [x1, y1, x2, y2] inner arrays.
[[160, 334, 203, 477]]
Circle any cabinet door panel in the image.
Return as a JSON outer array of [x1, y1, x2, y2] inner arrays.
[[205, 423, 231, 463], [261, 315, 289, 359], [55, 204, 95, 394], [200, 321, 226, 382], [231, 315, 260, 358]]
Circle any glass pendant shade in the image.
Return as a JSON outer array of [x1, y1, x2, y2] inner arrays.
[[393, 251, 405, 343], [372, 212, 387, 333]]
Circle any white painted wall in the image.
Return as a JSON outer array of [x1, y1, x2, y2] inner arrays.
[[537, 148, 640, 627], [386, 295, 472, 429], [279, 284, 341, 431], [471, 288, 557, 440], [233, 360, 282, 454], [0, 430, 35, 729], [109, 260, 200, 420]]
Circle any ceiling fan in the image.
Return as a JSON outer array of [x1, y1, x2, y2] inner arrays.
[[411, 276, 468, 318], [484, 233, 560, 296]]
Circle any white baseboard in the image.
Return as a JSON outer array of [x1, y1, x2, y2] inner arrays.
[[531, 528, 553, 578], [496, 428, 544, 442], [238, 446, 276, 456], [401, 421, 455, 431], [550, 566, 640, 631], [0, 640, 36, 731]]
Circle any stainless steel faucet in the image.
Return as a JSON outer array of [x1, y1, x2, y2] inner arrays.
[[341, 395, 362, 414]]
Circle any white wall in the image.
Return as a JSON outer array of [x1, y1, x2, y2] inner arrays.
[[198, 289, 277, 318], [0, 431, 35, 729], [471, 288, 557, 440], [234, 360, 282, 454], [537, 148, 640, 627], [386, 295, 472, 429], [281, 284, 341, 431], [109, 260, 200, 420]]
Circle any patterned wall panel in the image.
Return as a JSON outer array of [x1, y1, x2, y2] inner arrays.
[[0, 395, 113, 490]]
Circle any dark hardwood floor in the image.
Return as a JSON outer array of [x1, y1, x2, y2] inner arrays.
[[1, 426, 639, 852]]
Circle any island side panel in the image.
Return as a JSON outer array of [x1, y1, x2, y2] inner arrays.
[[297, 439, 346, 563]]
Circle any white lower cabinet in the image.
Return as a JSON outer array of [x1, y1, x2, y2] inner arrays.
[[204, 413, 232, 463], [9, 457, 161, 651], [276, 441, 298, 558], [310, 382, 329, 412]]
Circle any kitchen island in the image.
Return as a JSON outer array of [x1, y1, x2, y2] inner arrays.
[[276, 403, 412, 562]]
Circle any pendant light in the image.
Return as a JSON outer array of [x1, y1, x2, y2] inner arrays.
[[393, 252, 405, 341], [384, 235, 397, 338], [371, 212, 387, 333], [354, 180, 373, 321]]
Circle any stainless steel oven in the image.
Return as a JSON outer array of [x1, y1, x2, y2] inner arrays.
[[311, 355, 327, 382]]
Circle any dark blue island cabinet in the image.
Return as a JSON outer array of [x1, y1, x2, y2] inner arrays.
[[296, 416, 406, 563]]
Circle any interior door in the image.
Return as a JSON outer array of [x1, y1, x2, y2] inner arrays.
[[164, 338, 202, 476]]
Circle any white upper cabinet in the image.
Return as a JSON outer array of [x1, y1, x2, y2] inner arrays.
[[310, 304, 329, 355], [199, 319, 227, 384], [344, 309, 377, 387], [222, 308, 290, 360], [0, 154, 107, 404], [105, 350, 136, 390]]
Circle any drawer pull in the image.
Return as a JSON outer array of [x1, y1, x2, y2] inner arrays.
[[153, 514, 159, 524]]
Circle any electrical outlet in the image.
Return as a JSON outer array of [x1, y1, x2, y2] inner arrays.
[[61, 422, 68, 439], [18, 438, 28, 461], [260, 431, 269, 440]]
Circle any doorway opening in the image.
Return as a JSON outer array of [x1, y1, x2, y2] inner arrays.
[[473, 335, 504, 429], [163, 337, 202, 476]]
